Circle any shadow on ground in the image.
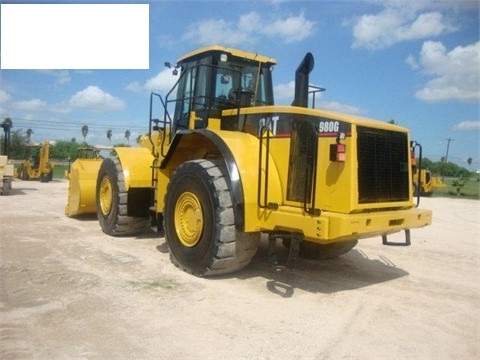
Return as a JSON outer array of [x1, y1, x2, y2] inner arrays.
[[234, 238, 408, 297]]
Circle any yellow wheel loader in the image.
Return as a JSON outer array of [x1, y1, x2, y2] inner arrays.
[[18, 140, 54, 182], [66, 45, 432, 276], [413, 168, 446, 196]]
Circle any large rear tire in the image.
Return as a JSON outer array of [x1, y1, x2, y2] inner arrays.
[[96, 157, 149, 236], [164, 159, 260, 276]]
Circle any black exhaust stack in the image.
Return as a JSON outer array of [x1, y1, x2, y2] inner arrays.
[[292, 52, 314, 108]]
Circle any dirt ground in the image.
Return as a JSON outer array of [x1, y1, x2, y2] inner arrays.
[[1, 179, 479, 359]]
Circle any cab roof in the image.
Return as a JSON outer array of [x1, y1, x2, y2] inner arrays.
[[177, 45, 277, 65]]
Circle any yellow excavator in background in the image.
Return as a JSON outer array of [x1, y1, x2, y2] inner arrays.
[[66, 45, 432, 276], [18, 140, 55, 182]]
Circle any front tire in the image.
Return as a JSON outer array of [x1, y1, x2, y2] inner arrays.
[[96, 157, 149, 236], [164, 159, 259, 276]]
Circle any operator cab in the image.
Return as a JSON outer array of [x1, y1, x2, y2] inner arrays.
[[169, 46, 276, 132]]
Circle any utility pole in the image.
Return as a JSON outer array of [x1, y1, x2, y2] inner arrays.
[[444, 137, 454, 163]]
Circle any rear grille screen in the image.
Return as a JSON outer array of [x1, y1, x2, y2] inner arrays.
[[357, 126, 409, 203]]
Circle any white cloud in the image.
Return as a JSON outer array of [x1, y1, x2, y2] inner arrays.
[[144, 69, 179, 92], [405, 54, 419, 70], [0, 90, 11, 116], [183, 18, 252, 46], [13, 99, 48, 112], [183, 11, 315, 46], [262, 13, 315, 43], [37, 70, 71, 85], [0, 90, 11, 103], [316, 101, 363, 115], [453, 121, 480, 131], [239, 11, 261, 29], [125, 81, 142, 92], [273, 81, 363, 114], [126, 68, 179, 93], [274, 80, 295, 103], [69, 86, 126, 112], [351, 6, 456, 50], [411, 41, 480, 102]]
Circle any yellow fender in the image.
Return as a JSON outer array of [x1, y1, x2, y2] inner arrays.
[[215, 131, 283, 232], [114, 147, 154, 189], [163, 130, 282, 232]]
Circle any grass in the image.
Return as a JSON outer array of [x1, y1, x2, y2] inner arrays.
[[52, 164, 69, 179], [432, 177, 480, 200]]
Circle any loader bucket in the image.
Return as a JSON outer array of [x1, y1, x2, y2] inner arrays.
[[65, 158, 103, 217]]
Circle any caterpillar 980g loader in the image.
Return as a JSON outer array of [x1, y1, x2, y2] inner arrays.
[[66, 46, 432, 276]]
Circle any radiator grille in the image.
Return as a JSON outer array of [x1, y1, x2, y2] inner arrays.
[[357, 126, 409, 203]]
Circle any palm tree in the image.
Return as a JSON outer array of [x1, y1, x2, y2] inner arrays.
[[81, 125, 89, 143], [467, 157, 473, 171], [1, 117, 13, 155], [125, 129, 131, 144], [106, 129, 112, 144], [26, 128, 33, 143]]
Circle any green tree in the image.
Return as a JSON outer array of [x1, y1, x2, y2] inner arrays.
[[419, 157, 472, 178], [467, 157, 473, 171], [125, 129, 131, 144], [81, 124, 89, 143], [50, 140, 81, 160], [0, 129, 29, 159], [107, 129, 112, 144]]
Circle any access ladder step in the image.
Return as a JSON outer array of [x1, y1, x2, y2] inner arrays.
[[267, 233, 303, 271], [382, 229, 411, 246]]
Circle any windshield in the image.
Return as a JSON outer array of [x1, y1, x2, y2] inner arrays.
[[215, 60, 273, 107]]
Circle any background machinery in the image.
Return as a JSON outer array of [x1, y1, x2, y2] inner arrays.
[[413, 169, 446, 196], [1, 119, 14, 195], [65, 146, 111, 216], [18, 140, 55, 182], [0, 155, 14, 195], [66, 46, 432, 276]]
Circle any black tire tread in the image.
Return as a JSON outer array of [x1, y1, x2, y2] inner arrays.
[[165, 159, 259, 276], [97, 157, 149, 236]]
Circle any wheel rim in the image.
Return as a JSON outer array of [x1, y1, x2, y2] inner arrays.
[[99, 176, 113, 216], [174, 192, 203, 247]]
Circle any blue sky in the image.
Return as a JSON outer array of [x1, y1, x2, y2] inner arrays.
[[1, 0, 479, 169]]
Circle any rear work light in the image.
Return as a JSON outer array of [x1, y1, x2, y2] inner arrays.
[[330, 143, 346, 162]]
